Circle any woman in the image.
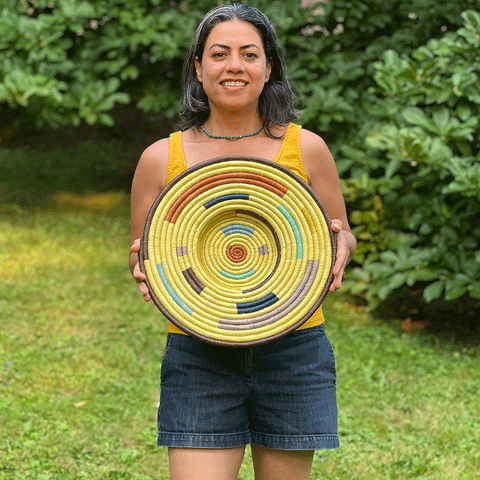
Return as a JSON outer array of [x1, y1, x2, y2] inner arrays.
[[129, 4, 356, 479]]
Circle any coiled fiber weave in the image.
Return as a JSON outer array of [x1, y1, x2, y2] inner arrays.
[[139, 157, 335, 346]]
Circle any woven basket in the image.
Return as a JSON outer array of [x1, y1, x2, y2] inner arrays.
[[139, 157, 336, 346]]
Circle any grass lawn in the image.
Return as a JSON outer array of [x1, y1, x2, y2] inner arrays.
[[1, 196, 479, 479]]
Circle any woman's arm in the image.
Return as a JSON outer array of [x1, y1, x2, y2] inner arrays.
[[129, 138, 169, 301], [300, 129, 357, 292]]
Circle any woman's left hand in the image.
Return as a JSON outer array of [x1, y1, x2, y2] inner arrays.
[[330, 219, 350, 292]]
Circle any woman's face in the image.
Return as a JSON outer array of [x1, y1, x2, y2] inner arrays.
[[195, 20, 272, 115]]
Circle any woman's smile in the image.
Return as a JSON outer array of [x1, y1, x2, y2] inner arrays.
[[220, 80, 248, 88]]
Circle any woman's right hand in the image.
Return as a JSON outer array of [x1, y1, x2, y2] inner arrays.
[[130, 238, 151, 302]]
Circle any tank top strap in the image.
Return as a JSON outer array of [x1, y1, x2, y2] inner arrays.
[[274, 123, 308, 182], [166, 131, 188, 185]]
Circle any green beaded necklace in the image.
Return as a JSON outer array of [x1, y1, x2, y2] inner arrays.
[[201, 124, 263, 140]]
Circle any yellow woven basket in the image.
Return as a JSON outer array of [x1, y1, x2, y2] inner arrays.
[[139, 157, 336, 346]]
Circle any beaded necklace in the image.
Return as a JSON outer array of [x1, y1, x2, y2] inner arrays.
[[201, 124, 263, 140]]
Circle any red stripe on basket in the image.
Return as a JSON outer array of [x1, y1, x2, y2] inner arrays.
[[165, 172, 288, 224]]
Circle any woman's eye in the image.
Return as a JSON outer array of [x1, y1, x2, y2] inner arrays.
[[212, 52, 226, 58], [244, 52, 257, 59]]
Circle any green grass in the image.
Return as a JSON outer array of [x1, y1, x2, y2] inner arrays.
[[1, 199, 479, 480]]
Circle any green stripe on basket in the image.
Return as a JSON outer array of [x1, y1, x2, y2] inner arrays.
[[277, 204, 303, 259], [220, 269, 256, 280]]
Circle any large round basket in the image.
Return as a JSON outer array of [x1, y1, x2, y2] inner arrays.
[[139, 156, 336, 347]]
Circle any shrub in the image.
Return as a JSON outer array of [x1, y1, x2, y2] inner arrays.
[[341, 11, 480, 314], [0, 0, 197, 129], [1, 0, 474, 134]]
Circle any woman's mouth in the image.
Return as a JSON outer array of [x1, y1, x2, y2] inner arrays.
[[221, 81, 247, 87]]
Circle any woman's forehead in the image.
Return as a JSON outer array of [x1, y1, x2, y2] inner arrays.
[[204, 20, 264, 47]]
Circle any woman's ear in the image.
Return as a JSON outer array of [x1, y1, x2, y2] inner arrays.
[[265, 58, 272, 82], [194, 56, 203, 83]]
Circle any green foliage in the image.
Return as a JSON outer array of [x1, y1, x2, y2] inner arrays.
[[341, 10, 480, 311], [0, 0, 197, 128], [3, 0, 473, 133], [287, 0, 477, 146]]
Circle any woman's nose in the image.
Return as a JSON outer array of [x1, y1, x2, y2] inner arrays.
[[226, 53, 244, 72]]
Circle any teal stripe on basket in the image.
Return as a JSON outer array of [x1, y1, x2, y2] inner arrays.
[[220, 269, 256, 280], [157, 263, 193, 315], [277, 205, 303, 259], [221, 225, 254, 237]]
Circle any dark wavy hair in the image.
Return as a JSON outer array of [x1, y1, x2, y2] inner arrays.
[[180, 3, 297, 138]]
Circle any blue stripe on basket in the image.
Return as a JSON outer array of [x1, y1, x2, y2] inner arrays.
[[204, 193, 249, 209], [277, 204, 303, 259], [237, 292, 279, 314], [157, 263, 193, 315], [221, 225, 254, 237]]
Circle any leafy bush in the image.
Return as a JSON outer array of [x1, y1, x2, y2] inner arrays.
[[0, 0, 198, 129], [288, 0, 477, 147], [2, 0, 473, 134], [341, 10, 480, 313]]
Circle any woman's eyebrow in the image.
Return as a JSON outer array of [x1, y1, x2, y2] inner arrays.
[[208, 43, 260, 50]]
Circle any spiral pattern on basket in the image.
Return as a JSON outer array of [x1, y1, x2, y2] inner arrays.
[[141, 158, 333, 345]]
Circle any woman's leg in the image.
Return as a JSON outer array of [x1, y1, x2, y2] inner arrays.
[[169, 446, 246, 480], [251, 445, 314, 480]]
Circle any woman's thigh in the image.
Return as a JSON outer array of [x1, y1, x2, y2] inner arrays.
[[251, 445, 314, 480], [169, 446, 246, 480]]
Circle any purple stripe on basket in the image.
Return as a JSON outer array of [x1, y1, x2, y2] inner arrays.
[[218, 259, 319, 330], [258, 244, 269, 255], [176, 246, 188, 257], [237, 210, 281, 294], [182, 267, 205, 294]]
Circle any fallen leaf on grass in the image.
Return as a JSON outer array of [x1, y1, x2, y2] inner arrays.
[[402, 317, 431, 332]]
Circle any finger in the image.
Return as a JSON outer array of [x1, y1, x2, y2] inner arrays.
[[332, 239, 348, 275], [139, 283, 151, 302], [332, 248, 347, 274], [138, 281, 149, 295], [133, 263, 147, 281], [331, 254, 349, 292], [331, 219, 343, 232], [130, 238, 142, 254], [134, 270, 147, 282], [330, 252, 348, 292], [330, 274, 342, 292]]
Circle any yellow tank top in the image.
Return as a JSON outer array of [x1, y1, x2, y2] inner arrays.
[[166, 123, 325, 335]]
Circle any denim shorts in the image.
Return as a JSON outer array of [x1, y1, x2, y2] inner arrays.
[[157, 324, 339, 450]]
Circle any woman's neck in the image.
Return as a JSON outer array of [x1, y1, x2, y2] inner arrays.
[[202, 108, 263, 138]]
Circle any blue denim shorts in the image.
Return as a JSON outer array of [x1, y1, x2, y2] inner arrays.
[[157, 324, 339, 450]]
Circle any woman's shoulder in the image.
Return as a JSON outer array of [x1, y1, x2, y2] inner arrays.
[[299, 127, 328, 150], [141, 136, 171, 164], [134, 136, 171, 189], [298, 128, 335, 178]]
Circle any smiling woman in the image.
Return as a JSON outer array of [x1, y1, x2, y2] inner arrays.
[[193, 20, 272, 120], [128, 3, 356, 480], [179, 3, 297, 140]]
